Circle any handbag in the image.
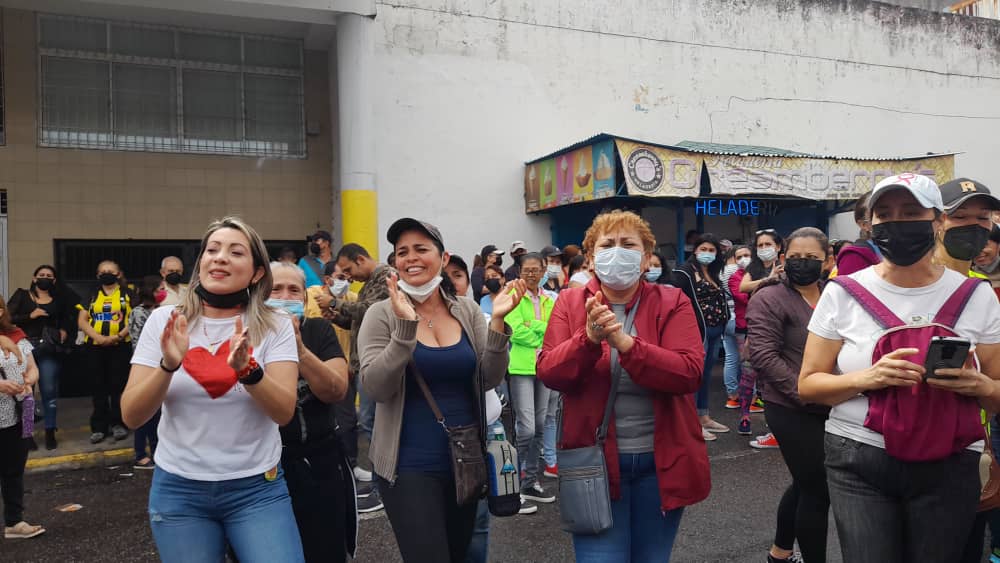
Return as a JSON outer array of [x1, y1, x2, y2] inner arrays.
[[557, 297, 640, 535], [978, 417, 1000, 512], [409, 361, 488, 506]]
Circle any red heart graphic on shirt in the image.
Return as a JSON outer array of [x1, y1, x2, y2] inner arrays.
[[182, 341, 238, 399]]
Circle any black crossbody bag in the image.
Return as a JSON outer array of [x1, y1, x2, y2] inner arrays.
[[409, 361, 488, 506]]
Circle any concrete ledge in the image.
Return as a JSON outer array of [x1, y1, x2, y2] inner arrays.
[[26, 448, 134, 474]]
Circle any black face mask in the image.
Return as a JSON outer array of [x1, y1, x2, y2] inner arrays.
[[195, 284, 251, 309], [943, 224, 990, 262], [35, 278, 54, 291], [871, 220, 936, 267], [99, 273, 119, 286], [785, 258, 824, 286], [484, 279, 502, 294], [309, 243, 322, 255], [165, 272, 183, 286]]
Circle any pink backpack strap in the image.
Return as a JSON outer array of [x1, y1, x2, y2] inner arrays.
[[831, 277, 905, 329], [935, 277, 985, 328]]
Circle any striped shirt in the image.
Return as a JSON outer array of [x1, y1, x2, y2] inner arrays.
[[78, 286, 132, 343]]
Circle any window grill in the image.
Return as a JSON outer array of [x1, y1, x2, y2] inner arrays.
[[37, 14, 306, 158]]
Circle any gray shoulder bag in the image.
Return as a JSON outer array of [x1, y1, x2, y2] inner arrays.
[[556, 297, 640, 535]]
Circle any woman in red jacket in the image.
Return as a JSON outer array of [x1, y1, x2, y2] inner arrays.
[[537, 210, 709, 562]]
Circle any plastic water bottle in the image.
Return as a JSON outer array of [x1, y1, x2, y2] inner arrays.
[[19, 393, 34, 438]]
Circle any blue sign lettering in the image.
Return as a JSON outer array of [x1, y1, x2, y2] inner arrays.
[[694, 199, 761, 216]]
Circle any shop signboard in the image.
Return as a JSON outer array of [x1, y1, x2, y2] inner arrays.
[[616, 139, 704, 198], [525, 138, 617, 213], [704, 154, 955, 200]]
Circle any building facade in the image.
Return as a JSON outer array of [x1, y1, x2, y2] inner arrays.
[[0, 0, 997, 291]]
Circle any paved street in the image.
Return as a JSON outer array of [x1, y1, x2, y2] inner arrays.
[[2, 377, 856, 563]]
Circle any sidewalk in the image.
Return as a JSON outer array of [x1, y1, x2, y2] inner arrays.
[[25, 397, 134, 474]]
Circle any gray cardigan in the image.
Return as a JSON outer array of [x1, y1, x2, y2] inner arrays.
[[358, 291, 511, 483]]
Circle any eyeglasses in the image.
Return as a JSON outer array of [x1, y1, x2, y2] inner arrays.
[[755, 228, 776, 235], [520, 269, 543, 275]]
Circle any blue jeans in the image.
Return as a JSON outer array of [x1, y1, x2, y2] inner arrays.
[[510, 375, 550, 487], [572, 452, 685, 562], [696, 323, 725, 416], [721, 318, 741, 397], [542, 390, 560, 467], [148, 466, 304, 563], [33, 350, 60, 430]]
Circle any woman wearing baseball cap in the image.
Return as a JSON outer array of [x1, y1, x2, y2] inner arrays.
[[800, 174, 1000, 563], [929, 178, 1000, 563], [357, 218, 526, 562]]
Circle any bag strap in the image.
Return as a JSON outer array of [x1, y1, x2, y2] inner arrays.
[[409, 360, 449, 431], [596, 296, 641, 443], [935, 277, 984, 329], [831, 277, 904, 329]]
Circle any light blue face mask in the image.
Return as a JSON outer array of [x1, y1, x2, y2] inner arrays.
[[696, 252, 716, 266], [645, 267, 662, 282], [594, 246, 643, 290], [266, 298, 304, 319], [539, 271, 550, 287]]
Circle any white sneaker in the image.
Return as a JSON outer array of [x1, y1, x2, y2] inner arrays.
[[702, 427, 718, 441], [353, 466, 373, 482]]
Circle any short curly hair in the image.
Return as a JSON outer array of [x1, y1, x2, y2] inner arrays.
[[582, 210, 656, 256]]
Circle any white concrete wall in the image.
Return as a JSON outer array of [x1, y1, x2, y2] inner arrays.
[[369, 0, 1000, 261]]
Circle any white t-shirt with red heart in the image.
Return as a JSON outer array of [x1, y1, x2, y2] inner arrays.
[[131, 305, 299, 481]]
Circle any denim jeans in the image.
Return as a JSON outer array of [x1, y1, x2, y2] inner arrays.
[[148, 466, 304, 563], [824, 433, 980, 563], [542, 390, 560, 468], [696, 323, 725, 416], [721, 318, 741, 397], [509, 375, 550, 487], [33, 350, 60, 430], [572, 452, 684, 562]]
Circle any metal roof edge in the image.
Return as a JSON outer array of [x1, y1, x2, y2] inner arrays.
[[526, 133, 960, 164]]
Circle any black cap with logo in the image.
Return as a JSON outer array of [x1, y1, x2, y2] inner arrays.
[[939, 178, 1000, 213]]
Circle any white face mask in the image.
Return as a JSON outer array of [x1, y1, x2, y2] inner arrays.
[[329, 279, 350, 297], [757, 247, 778, 263], [396, 275, 443, 303], [546, 264, 562, 277], [594, 247, 643, 291], [737, 257, 751, 269]]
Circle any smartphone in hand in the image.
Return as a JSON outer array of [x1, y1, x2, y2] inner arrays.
[[924, 336, 971, 380]]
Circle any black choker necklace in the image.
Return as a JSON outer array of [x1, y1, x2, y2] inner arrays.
[[195, 284, 251, 309]]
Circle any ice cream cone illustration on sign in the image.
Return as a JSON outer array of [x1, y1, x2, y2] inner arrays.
[[572, 146, 594, 202], [595, 151, 613, 181], [557, 155, 574, 205], [539, 159, 557, 209], [576, 155, 591, 187], [525, 164, 540, 211], [592, 139, 616, 199]]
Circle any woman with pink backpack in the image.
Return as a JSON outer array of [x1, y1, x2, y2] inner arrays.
[[799, 173, 1000, 563]]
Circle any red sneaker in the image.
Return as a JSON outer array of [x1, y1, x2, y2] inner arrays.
[[724, 398, 740, 409], [543, 464, 558, 479], [750, 432, 779, 449]]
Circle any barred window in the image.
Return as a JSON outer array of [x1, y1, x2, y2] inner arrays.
[[38, 14, 305, 157]]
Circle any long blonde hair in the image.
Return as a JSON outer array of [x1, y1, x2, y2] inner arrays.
[[179, 216, 278, 346]]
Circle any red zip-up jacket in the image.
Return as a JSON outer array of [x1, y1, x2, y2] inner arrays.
[[536, 277, 711, 511]]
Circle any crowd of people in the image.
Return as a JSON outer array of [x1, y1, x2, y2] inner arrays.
[[2, 173, 1000, 562]]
